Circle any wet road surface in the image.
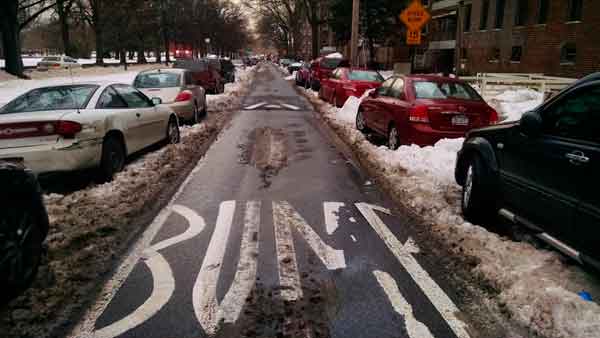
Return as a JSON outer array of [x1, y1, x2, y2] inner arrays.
[[71, 64, 484, 338]]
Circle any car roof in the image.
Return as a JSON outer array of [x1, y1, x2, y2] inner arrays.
[[391, 74, 465, 83], [138, 68, 185, 74]]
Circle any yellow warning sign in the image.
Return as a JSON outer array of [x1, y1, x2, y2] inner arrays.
[[406, 29, 422, 45], [400, 0, 431, 31]]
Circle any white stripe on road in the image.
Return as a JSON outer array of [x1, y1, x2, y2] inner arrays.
[[280, 103, 300, 110], [149, 205, 206, 252], [356, 203, 471, 338], [94, 254, 175, 338], [323, 202, 344, 235], [193, 201, 236, 335], [350, 234, 358, 242], [218, 201, 261, 323], [244, 102, 267, 110], [373, 270, 435, 338], [276, 201, 346, 270], [265, 104, 282, 109], [273, 201, 303, 301]]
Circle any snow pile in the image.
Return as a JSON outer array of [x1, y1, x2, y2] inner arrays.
[[488, 88, 544, 122], [285, 71, 297, 80], [298, 81, 600, 338], [379, 70, 395, 79]]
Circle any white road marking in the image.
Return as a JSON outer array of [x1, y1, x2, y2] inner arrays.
[[193, 201, 236, 335], [280, 103, 300, 110], [218, 201, 261, 323], [93, 255, 175, 338], [276, 201, 346, 270], [273, 202, 303, 301], [373, 270, 435, 338], [244, 102, 267, 110], [356, 203, 471, 338], [265, 104, 282, 109], [323, 202, 345, 235], [349, 217, 357, 223], [93, 205, 205, 338], [350, 234, 358, 242]]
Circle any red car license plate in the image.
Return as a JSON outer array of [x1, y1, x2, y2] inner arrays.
[[452, 115, 469, 126]]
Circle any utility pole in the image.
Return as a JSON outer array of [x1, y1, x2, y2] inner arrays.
[[350, 0, 360, 67]]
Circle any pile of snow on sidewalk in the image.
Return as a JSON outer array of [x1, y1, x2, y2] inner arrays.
[[302, 85, 600, 338], [488, 88, 544, 122]]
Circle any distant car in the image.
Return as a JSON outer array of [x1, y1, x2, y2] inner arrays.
[[219, 59, 236, 83], [0, 83, 180, 181], [134, 68, 207, 124], [173, 59, 224, 94], [357, 75, 498, 149], [0, 160, 49, 302], [295, 62, 311, 88], [232, 59, 245, 68], [310, 56, 347, 91], [36, 56, 81, 71], [280, 59, 294, 67], [287, 62, 302, 74], [319, 68, 384, 107], [455, 72, 600, 269]]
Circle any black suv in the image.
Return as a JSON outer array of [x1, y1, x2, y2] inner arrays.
[[455, 73, 600, 269]]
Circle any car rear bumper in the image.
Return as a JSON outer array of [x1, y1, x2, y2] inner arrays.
[[165, 101, 195, 120], [405, 123, 466, 146], [0, 139, 102, 174]]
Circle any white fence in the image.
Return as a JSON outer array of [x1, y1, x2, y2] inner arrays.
[[460, 73, 576, 99]]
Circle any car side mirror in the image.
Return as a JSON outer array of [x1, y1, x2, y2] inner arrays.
[[151, 97, 162, 106], [520, 110, 542, 137]]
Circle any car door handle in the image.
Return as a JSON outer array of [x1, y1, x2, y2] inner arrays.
[[565, 151, 589, 164]]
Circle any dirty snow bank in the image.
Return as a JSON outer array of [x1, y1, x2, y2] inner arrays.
[[487, 88, 545, 122], [285, 71, 297, 80], [0, 67, 257, 338], [299, 85, 600, 338]]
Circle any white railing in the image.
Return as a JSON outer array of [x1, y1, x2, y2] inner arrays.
[[460, 73, 576, 99]]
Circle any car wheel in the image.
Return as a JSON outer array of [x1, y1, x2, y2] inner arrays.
[[461, 155, 496, 224], [388, 125, 400, 150], [0, 208, 44, 300], [356, 110, 370, 133], [98, 136, 126, 183], [166, 117, 180, 144]]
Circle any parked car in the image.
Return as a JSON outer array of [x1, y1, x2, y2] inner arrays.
[[318, 68, 384, 107], [357, 75, 498, 149], [309, 56, 347, 91], [134, 68, 207, 124], [219, 59, 236, 83], [295, 62, 311, 88], [280, 59, 294, 67], [0, 160, 49, 302], [37, 56, 81, 71], [287, 62, 302, 74], [0, 83, 180, 181], [173, 59, 224, 94], [455, 72, 600, 269]]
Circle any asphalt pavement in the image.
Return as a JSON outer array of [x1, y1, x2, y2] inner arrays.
[[70, 64, 492, 338]]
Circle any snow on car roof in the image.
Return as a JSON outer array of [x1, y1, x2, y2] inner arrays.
[[325, 52, 343, 59]]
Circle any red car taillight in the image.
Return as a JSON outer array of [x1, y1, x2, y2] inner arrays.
[[0, 121, 81, 140], [52, 63, 61, 67], [489, 108, 499, 124], [409, 105, 430, 123], [175, 90, 193, 102]]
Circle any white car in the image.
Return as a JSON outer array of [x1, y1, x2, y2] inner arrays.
[[36, 56, 82, 71], [134, 68, 207, 124], [0, 82, 180, 182]]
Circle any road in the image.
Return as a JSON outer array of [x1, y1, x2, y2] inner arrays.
[[71, 64, 494, 338]]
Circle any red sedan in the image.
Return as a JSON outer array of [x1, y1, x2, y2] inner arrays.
[[318, 68, 384, 107], [357, 75, 498, 149]]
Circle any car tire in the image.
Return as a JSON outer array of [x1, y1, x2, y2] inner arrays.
[[461, 155, 496, 224], [356, 110, 370, 134], [388, 124, 400, 150], [98, 135, 126, 183], [311, 80, 320, 91], [166, 117, 180, 145], [191, 104, 200, 125]]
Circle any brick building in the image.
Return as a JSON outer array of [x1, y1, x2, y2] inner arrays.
[[459, 0, 600, 77]]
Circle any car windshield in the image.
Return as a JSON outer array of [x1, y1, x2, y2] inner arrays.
[[42, 57, 61, 62], [0, 85, 99, 114], [348, 71, 384, 82], [134, 73, 181, 88], [413, 81, 482, 100], [174, 60, 208, 72], [321, 58, 343, 69]]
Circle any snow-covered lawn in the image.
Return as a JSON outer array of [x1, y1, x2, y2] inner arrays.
[[298, 81, 600, 338]]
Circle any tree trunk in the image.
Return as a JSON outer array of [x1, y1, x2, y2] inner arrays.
[[155, 47, 161, 63], [0, 0, 24, 77], [311, 22, 319, 59], [57, 0, 72, 56], [137, 44, 147, 64], [94, 25, 104, 65]]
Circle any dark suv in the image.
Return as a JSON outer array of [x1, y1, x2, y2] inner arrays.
[[455, 73, 600, 269]]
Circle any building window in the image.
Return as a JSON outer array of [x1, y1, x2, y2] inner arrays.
[[480, 0, 490, 30], [511, 46, 522, 62], [560, 43, 576, 64], [495, 0, 506, 28], [567, 0, 583, 21], [515, 0, 528, 26], [538, 0, 549, 24], [489, 47, 501, 62], [464, 4, 472, 32]]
